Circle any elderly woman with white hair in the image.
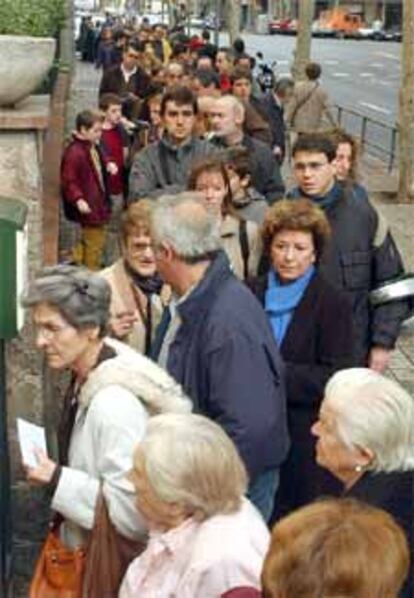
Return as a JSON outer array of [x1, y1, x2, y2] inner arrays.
[[312, 367, 414, 598], [22, 265, 190, 596], [119, 413, 270, 598]]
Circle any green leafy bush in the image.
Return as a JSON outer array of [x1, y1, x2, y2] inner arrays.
[[0, 0, 66, 37]]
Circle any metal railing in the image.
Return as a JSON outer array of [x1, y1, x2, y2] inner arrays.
[[333, 105, 398, 172]]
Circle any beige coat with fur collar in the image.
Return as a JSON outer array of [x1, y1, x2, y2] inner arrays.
[[51, 338, 191, 549]]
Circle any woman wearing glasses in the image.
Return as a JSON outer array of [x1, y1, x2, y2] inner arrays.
[[22, 265, 190, 594], [101, 200, 169, 356], [248, 199, 356, 519]]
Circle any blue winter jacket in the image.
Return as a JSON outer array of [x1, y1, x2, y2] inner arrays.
[[166, 251, 290, 483]]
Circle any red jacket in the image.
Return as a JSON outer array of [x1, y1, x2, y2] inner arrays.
[[219, 73, 232, 93], [61, 135, 111, 226]]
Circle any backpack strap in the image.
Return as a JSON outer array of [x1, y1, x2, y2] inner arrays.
[[157, 142, 172, 186], [239, 218, 250, 280]]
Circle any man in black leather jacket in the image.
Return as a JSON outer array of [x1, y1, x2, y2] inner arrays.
[[288, 134, 409, 370]]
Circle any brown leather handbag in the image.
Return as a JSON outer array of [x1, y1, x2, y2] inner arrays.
[[82, 490, 145, 597], [30, 491, 145, 598]]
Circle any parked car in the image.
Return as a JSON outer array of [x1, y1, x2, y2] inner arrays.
[[268, 18, 296, 35], [358, 25, 401, 41], [189, 16, 205, 28]]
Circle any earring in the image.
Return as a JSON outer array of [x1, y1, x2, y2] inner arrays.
[[355, 464, 363, 473]]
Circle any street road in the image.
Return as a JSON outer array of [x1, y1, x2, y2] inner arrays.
[[244, 33, 401, 124], [238, 33, 401, 163]]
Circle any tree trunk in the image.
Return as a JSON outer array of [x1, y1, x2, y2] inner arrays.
[[291, 0, 314, 80], [398, 0, 414, 203], [226, 0, 241, 45]]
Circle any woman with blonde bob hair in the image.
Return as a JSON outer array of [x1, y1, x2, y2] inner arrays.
[[262, 498, 409, 597], [312, 368, 414, 597], [119, 413, 270, 597], [249, 199, 356, 518]]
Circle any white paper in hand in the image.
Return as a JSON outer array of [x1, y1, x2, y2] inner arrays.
[[17, 418, 47, 468]]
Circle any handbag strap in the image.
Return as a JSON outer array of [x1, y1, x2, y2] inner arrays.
[[83, 485, 145, 596], [289, 82, 319, 127], [239, 218, 250, 280]]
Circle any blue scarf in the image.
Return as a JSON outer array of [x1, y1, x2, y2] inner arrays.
[[265, 265, 315, 346], [288, 182, 343, 210]]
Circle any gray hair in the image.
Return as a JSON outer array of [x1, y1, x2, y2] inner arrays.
[[324, 368, 414, 473], [21, 265, 111, 336], [151, 192, 221, 262], [136, 413, 248, 518]]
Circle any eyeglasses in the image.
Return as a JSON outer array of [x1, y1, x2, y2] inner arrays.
[[34, 323, 72, 341], [128, 242, 155, 255], [293, 161, 329, 172]]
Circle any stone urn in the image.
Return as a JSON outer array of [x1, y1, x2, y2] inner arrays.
[[0, 36, 56, 107]]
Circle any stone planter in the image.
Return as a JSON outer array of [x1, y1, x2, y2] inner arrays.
[[0, 35, 56, 107]]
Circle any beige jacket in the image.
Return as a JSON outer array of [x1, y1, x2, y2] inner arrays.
[[286, 80, 336, 133], [220, 215, 262, 280], [101, 259, 167, 353]]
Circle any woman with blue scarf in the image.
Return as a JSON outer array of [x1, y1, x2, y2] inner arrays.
[[249, 199, 356, 520]]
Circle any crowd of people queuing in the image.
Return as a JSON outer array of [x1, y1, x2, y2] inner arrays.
[[26, 13, 414, 598]]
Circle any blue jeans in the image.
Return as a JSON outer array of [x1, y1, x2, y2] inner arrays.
[[247, 469, 280, 522]]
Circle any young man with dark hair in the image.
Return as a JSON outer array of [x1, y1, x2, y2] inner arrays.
[[129, 87, 215, 200], [231, 66, 272, 145], [225, 146, 268, 224], [98, 42, 151, 118], [192, 69, 221, 97], [288, 133, 409, 370], [61, 110, 118, 270]]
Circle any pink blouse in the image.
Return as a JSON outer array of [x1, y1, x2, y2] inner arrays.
[[119, 499, 269, 598]]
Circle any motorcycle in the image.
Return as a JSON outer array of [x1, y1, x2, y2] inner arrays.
[[255, 52, 277, 93]]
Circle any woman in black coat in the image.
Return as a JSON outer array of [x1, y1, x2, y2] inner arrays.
[[312, 368, 414, 598], [249, 199, 356, 518]]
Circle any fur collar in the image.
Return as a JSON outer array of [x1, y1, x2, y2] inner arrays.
[[78, 338, 192, 415]]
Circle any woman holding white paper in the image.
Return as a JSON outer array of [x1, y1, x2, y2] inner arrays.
[[22, 265, 190, 593]]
